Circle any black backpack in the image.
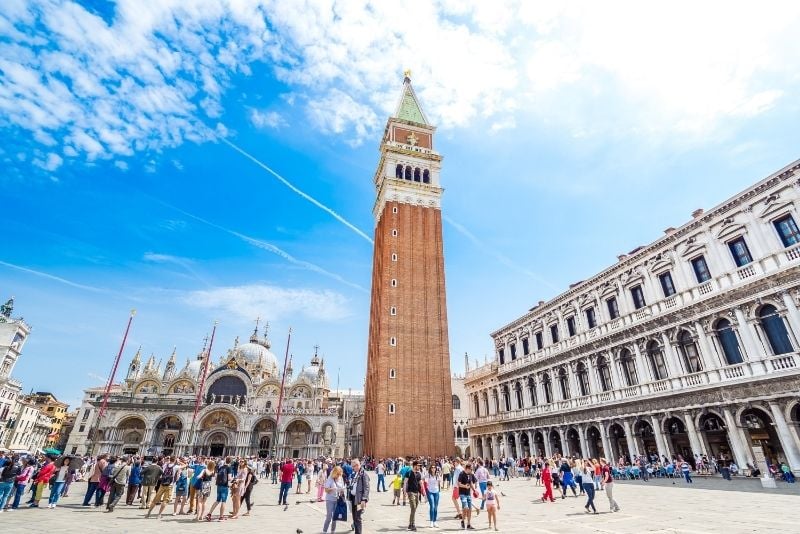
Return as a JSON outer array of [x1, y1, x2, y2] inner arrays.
[[216, 465, 229, 485], [159, 464, 175, 486]]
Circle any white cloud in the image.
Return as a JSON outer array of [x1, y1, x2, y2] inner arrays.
[[184, 284, 351, 322], [249, 108, 287, 129], [114, 160, 128, 171], [2, 0, 800, 163]]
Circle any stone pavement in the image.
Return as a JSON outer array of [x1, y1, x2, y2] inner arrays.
[[2, 476, 798, 534]]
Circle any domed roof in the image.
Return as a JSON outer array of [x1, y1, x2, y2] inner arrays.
[[237, 341, 279, 368], [186, 359, 204, 378], [296, 365, 318, 384]]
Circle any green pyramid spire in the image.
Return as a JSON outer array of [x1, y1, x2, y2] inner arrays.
[[394, 72, 429, 125]]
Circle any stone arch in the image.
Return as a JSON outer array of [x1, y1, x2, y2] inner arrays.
[[633, 419, 657, 457], [206, 373, 248, 406], [532, 430, 546, 456], [740, 405, 787, 466], [607, 422, 628, 460], [548, 428, 562, 455], [566, 427, 581, 456], [167, 379, 196, 395], [257, 382, 280, 397], [133, 379, 161, 395], [585, 425, 604, 459], [199, 407, 240, 431], [284, 419, 312, 449]]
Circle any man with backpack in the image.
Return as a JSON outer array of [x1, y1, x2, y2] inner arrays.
[[146, 456, 178, 519], [105, 456, 131, 513], [206, 456, 231, 521]]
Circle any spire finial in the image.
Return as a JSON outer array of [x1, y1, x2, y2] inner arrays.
[[403, 69, 412, 82]]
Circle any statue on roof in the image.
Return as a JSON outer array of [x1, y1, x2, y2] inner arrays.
[[0, 297, 14, 319]]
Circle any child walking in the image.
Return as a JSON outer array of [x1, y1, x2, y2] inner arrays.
[[391, 472, 403, 505], [485, 481, 500, 531]]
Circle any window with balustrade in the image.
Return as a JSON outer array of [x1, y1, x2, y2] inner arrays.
[[620, 349, 638, 386], [566, 316, 576, 337], [585, 307, 596, 328], [774, 214, 800, 247], [535, 332, 543, 350], [630, 285, 646, 310], [510, 342, 517, 360], [502, 385, 511, 411], [514, 383, 524, 408], [557, 368, 570, 399], [576, 362, 590, 396], [527, 377, 537, 405], [542, 374, 553, 403], [498, 348, 505, 364], [677, 330, 703, 373], [646, 341, 669, 380], [597, 356, 613, 391], [728, 236, 753, 267], [607, 297, 620, 319], [758, 304, 793, 355], [550, 324, 559, 343], [691, 255, 711, 283], [714, 318, 744, 365], [659, 271, 676, 297], [522, 337, 530, 355]]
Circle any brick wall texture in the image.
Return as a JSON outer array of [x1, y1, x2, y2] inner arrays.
[[363, 201, 455, 458]]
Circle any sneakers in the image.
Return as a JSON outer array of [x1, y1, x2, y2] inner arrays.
[[461, 520, 465, 529]]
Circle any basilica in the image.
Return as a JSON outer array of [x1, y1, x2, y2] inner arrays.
[[67, 325, 341, 459]]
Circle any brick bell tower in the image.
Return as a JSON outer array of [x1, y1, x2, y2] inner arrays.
[[363, 72, 454, 458]]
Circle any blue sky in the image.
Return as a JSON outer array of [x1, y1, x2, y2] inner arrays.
[[2, 1, 800, 409]]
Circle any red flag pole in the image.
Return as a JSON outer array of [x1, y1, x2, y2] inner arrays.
[[192, 321, 218, 426], [271, 327, 292, 458], [88, 309, 135, 455]]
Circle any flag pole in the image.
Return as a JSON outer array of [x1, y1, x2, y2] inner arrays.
[[189, 321, 218, 454], [87, 309, 136, 456], [271, 327, 292, 459]]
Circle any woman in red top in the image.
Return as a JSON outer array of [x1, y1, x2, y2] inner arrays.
[[31, 458, 55, 508], [540, 461, 555, 503]]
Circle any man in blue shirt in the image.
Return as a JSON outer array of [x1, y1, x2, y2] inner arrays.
[[188, 457, 205, 514]]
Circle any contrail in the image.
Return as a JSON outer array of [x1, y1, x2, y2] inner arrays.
[[162, 203, 368, 293], [442, 215, 559, 292], [0, 259, 107, 293], [220, 137, 374, 244]]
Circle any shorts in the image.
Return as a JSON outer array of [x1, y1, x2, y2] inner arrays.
[[216, 485, 229, 502], [486, 501, 497, 510], [174, 488, 188, 497], [393, 489, 400, 498], [459, 494, 472, 509], [443, 473, 450, 482]]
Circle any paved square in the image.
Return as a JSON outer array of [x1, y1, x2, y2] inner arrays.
[[3, 476, 798, 534]]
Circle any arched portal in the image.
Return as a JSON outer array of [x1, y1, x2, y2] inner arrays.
[[664, 417, 692, 463], [566, 428, 582, 457], [607, 423, 628, 461], [207, 375, 247, 406], [206, 431, 228, 457], [118, 416, 146, 455], [507, 433, 517, 458], [586, 426, 604, 459], [253, 418, 276, 457], [634, 419, 657, 458], [284, 420, 312, 458], [533, 431, 545, 457], [155, 415, 182, 456], [698, 412, 731, 461], [520, 431, 531, 456], [741, 408, 786, 467], [549, 429, 562, 455]]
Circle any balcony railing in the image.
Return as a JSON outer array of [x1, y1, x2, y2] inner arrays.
[[468, 354, 799, 428]]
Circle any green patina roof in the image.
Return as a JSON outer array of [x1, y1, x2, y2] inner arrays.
[[394, 82, 428, 125]]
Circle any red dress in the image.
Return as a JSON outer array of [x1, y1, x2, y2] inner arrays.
[[541, 468, 554, 502]]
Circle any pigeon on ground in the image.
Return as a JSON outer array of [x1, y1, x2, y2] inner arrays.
[[296, 530, 303, 534], [283, 505, 289, 511]]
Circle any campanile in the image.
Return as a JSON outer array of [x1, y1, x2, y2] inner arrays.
[[363, 73, 454, 458]]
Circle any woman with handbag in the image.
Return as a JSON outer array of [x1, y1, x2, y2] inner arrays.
[[194, 460, 216, 522], [322, 465, 346, 534]]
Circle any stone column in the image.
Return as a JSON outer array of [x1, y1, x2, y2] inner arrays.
[[578, 425, 590, 459], [651, 415, 669, 460], [600, 425, 613, 461], [781, 292, 800, 344], [543, 429, 552, 458], [607, 351, 623, 390], [660, 332, 680, 377], [622, 419, 637, 458], [734, 307, 764, 361], [722, 407, 751, 467], [693, 321, 718, 370], [559, 427, 570, 456], [631, 342, 647, 383], [768, 402, 800, 473], [514, 431, 523, 459], [526, 430, 535, 457], [683, 412, 704, 457]]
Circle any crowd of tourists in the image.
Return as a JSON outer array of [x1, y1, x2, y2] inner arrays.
[[0, 447, 795, 531]]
